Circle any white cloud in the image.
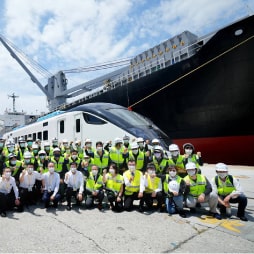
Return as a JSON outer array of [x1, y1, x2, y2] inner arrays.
[[0, 0, 253, 117]]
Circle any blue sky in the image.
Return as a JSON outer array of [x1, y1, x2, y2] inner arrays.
[[0, 0, 253, 115]]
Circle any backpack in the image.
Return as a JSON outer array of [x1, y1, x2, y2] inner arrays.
[[215, 175, 233, 187]]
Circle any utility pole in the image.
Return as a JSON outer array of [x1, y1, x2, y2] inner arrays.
[[8, 93, 19, 112]]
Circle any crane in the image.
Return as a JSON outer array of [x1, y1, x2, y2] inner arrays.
[[0, 35, 130, 112], [8, 92, 19, 112]]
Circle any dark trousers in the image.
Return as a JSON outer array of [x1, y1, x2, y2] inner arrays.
[[107, 191, 123, 212], [66, 187, 83, 206], [0, 191, 16, 213], [219, 194, 248, 217], [19, 187, 37, 206], [140, 191, 164, 210], [42, 190, 61, 207], [85, 190, 104, 208], [124, 192, 143, 212]]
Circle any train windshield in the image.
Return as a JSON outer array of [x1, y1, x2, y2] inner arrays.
[[106, 108, 152, 126]]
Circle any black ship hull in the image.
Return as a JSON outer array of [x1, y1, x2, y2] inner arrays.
[[78, 16, 254, 165]]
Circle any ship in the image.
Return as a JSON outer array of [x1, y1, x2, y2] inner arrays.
[[61, 14, 254, 165], [1, 15, 254, 165]]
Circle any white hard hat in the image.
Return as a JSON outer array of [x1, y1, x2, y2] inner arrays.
[[185, 162, 196, 170], [38, 150, 46, 155], [43, 141, 50, 146], [24, 151, 32, 159], [216, 163, 228, 172], [123, 135, 130, 140], [154, 145, 163, 152], [137, 137, 144, 143], [169, 180, 180, 192], [62, 139, 68, 143], [114, 138, 123, 145], [131, 142, 139, 149], [152, 138, 160, 144], [53, 147, 61, 153], [85, 138, 92, 144], [169, 144, 179, 151]]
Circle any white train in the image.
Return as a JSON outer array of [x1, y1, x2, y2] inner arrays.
[[3, 103, 171, 147]]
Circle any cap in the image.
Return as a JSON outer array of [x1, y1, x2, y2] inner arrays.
[[183, 143, 194, 149], [215, 163, 228, 172], [131, 142, 139, 149], [185, 162, 196, 170]]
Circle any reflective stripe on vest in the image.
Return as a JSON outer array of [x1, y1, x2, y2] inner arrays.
[[184, 174, 206, 197], [124, 170, 142, 195], [216, 176, 236, 196], [145, 176, 161, 193], [163, 174, 182, 193], [86, 174, 103, 192], [105, 173, 123, 192]]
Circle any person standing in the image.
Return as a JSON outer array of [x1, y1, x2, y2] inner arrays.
[[211, 163, 248, 221]]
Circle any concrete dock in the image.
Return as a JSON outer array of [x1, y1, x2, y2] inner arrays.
[[0, 164, 254, 253]]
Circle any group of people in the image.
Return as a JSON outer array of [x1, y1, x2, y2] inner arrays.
[[0, 135, 248, 221]]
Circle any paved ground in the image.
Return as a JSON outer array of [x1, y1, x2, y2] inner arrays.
[[0, 164, 254, 253]]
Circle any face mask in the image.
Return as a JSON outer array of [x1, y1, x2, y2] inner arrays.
[[27, 168, 33, 174], [171, 151, 179, 157], [86, 144, 91, 148], [97, 147, 103, 152], [33, 150, 38, 154], [138, 143, 144, 149], [45, 147, 50, 151], [49, 167, 55, 173], [54, 154, 60, 158], [218, 172, 228, 179], [129, 165, 135, 172], [71, 155, 77, 160], [185, 149, 192, 155], [188, 170, 196, 177], [63, 144, 68, 148], [71, 168, 77, 173], [92, 169, 98, 176], [8, 147, 14, 152], [148, 170, 155, 176], [154, 153, 161, 159], [39, 155, 45, 160], [25, 159, 31, 164], [109, 168, 115, 174], [53, 142, 58, 147], [123, 140, 129, 145], [27, 142, 33, 146], [169, 171, 177, 177], [5, 172, 11, 178], [20, 143, 26, 148], [132, 149, 138, 155], [0, 143, 4, 148], [10, 160, 17, 166]]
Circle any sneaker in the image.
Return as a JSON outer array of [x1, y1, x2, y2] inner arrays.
[[190, 208, 196, 213], [98, 203, 103, 211], [66, 205, 71, 211], [138, 206, 144, 213], [237, 216, 248, 221], [179, 210, 187, 218], [213, 213, 222, 220]]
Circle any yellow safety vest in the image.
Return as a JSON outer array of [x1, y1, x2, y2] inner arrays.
[[123, 170, 142, 195], [145, 175, 161, 193], [93, 151, 109, 173], [184, 174, 206, 197], [109, 147, 125, 164], [128, 151, 145, 170], [152, 156, 168, 173], [86, 173, 103, 192], [50, 157, 65, 173], [214, 176, 236, 196], [105, 173, 123, 192], [163, 174, 182, 193]]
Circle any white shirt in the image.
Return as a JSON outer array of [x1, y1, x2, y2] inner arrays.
[[0, 176, 19, 199], [19, 171, 42, 189], [43, 171, 60, 196], [64, 170, 84, 194]]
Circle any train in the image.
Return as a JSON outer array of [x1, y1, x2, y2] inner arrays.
[[3, 103, 171, 148]]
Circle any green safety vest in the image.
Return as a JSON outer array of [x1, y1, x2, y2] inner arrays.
[[128, 151, 145, 170], [152, 156, 168, 173], [50, 157, 65, 173], [5, 160, 22, 176], [184, 174, 206, 197], [163, 174, 182, 193], [109, 147, 125, 165], [93, 151, 109, 173]]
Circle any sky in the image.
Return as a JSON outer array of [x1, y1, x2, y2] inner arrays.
[[0, 0, 253, 116]]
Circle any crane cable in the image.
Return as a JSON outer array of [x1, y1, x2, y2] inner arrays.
[[128, 34, 254, 109]]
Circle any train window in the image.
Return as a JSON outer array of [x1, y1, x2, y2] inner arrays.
[[43, 122, 48, 127], [33, 133, 36, 141], [38, 132, 42, 140], [43, 131, 48, 140], [60, 120, 64, 133], [76, 119, 80, 132], [83, 113, 106, 125]]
